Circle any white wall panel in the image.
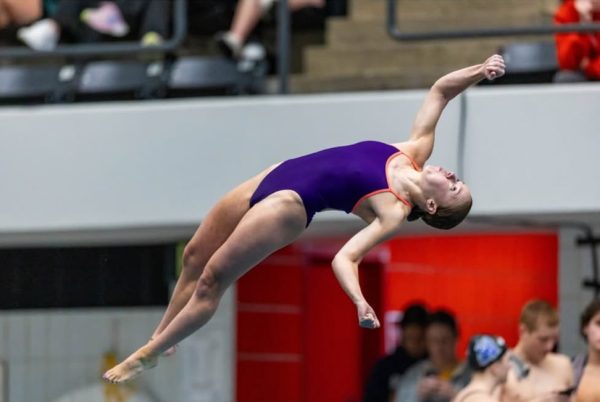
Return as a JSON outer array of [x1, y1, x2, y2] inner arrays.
[[0, 92, 458, 240]]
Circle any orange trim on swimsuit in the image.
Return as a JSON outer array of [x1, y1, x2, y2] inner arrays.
[[399, 150, 421, 172], [351, 150, 420, 212]]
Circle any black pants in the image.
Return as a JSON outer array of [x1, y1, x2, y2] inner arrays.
[[53, 0, 103, 43], [117, 0, 170, 38], [52, 0, 170, 42]]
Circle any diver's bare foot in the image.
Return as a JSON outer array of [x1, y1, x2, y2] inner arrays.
[[102, 346, 157, 384]]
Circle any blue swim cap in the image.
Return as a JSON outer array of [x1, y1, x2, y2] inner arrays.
[[467, 334, 507, 370]]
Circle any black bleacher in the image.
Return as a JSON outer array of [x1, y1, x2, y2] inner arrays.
[[0, 0, 342, 104], [0, 56, 268, 104], [495, 41, 559, 85], [0, 64, 62, 104], [477, 41, 560, 87]]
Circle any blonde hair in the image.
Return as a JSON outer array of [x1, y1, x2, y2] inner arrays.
[[520, 300, 559, 331]]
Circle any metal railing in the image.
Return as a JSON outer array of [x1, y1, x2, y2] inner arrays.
[[387, 0, 600, 41], [0, 0, 296, 94], [278, 0, 291, 94], [0, 0, 187, 58]]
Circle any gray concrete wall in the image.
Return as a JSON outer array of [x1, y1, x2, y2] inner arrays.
[[1, 86, 598, 243]]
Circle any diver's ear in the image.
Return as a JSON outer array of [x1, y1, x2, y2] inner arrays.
[[425, 198, 437, 215]]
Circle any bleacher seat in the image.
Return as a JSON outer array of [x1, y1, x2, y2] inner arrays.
[[0, 65, 62, 102], [167, 56, 246, 95], [77, 60, 163, 99], [495, 41, 558, 84]]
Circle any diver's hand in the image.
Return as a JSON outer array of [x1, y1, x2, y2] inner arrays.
[[481, 54, 506, 80], [356, 300, 380, 329]]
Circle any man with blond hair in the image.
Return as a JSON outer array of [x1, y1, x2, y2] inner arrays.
[[500, 300, 575, 401]]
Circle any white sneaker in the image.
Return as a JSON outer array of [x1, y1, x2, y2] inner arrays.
[[17, 19, 60, 51], [215, 31, 243, 59]]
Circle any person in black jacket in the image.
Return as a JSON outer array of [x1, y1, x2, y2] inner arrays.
[[363, 303, 429, 402]]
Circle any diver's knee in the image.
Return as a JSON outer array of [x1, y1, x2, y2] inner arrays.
[[193, 270, 223, 303]]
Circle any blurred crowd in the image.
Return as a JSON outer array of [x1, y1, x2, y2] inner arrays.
[[0, 0, 170, 49], [555, 0, 600, 82], [0, 0, 326, 58], [2, 0, 600, 85], [363, 298, 600, 402]]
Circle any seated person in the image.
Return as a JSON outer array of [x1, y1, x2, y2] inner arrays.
[[500, 300, 574, 401], [572, 298, 600, 401], [17, 0, 167, 50], [363, 302, 429, 402], [0, 0, 42, 45], [554, 0, 600, 81], [0, 0, 41, 30], [453, 335, 511, 402], [216, 0, 325, 58], [394, 309, 471, 402]]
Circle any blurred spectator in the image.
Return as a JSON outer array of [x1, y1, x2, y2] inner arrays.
[[554, 0, 600, 82], [17, 0, 169, 51], [18, 0, 124, 51], [216, 0, 325, 58], [572, 298, 600, 401], [394, 309, 471, 402], [453, 335, 510, 402], [363, 302, 429, 402], [104, 0, 169, 46], [500, 300, 574, 401], [0, 0, 41, 30]]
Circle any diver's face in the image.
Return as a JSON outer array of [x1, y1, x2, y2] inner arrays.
[[421, 165, 471, 209]]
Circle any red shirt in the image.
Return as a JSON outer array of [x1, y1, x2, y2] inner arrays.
[[554, 0, 600, 79]]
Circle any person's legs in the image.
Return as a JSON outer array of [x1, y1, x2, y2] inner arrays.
[[229, 0, 323, 41], [230, 0, 263, 45], [53, 0, 99, 33], [288, 0, 325, 10], [136, 0, 169, 39], [0, 1, 11, 29], [216, 0, 263, 58], [119, 0, 170, 46], [17, 0, 110, 49], [217, 0, 325, 58], [150, 165, 277, 344], [3, 0, 42, 26], [103, 190, 307, 383], [16, 0, 82, 49]]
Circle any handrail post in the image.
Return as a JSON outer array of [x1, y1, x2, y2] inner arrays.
[[387, 0, 600, 41], [278, 0, 290, 94]]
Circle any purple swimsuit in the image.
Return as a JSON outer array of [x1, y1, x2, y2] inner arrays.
[[249, 141, 417, 226]]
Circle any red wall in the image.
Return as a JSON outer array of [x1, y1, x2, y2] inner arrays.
[[385, 233, 558, 354], [236, 232, 558, 402], [236, 247, 305, 402]]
